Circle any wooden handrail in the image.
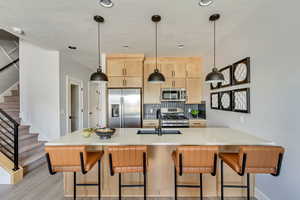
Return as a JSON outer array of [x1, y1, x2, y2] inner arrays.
[[0, 58, 19, 72]]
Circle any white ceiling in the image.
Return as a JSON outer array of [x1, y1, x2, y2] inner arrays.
[[0, 0, 266, 69]]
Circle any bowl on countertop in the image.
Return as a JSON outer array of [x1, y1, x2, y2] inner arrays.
[[94, 128, 116, 139]]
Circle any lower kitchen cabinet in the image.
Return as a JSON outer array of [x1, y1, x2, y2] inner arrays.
[[143, 120, 159, 128], [189, 119, 207, 128]]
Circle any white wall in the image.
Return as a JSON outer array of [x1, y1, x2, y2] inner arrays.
[[19, 40, 60, 141], [59, 53, 93, 135], [204, 2, 300, 200]]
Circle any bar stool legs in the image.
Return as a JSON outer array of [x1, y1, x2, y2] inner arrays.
[[220, 160, 250, 200], [73, 160, 102, 200], [174, 167, 203, 200], [115, 152, 147, 200]]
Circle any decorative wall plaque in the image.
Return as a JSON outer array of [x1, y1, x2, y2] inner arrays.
[[232, 88, 250, 113], [220, 91, 232, 111], [219, 65, 232, 88], [210, 93, 219, 109], [210, 82, 219, 90], [232, 57, 251, 85]]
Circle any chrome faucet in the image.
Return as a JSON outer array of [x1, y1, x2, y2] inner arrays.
[[156, 109, 163, 136]]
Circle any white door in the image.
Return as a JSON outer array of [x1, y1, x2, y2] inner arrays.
[[66, 76, 83, 133]]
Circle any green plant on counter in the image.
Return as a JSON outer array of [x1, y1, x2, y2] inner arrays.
[[191, 110, 199, 118]]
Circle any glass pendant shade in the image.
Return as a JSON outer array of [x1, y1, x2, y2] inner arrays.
[[205, 67, 224, 83], [90, 67, 108, 82], [148, 69, 165, 83]]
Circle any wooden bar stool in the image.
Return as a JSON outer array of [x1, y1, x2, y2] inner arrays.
[[172, 146, 218, 200], [219, 146, 284, 200], [108, 145, 147, 200], [45, 146, 104, 200]]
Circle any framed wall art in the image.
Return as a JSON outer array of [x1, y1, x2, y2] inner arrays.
[[219, 65, 232, 88], [220, 91, 232, 111], [210, 82, 220, 90], [210, 92, 220, 109], [232, 88, 250, 113], [232, 57, 251, 85]]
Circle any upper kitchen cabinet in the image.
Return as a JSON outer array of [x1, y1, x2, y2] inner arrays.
[[143, 60, 161, 104], [185, 58, 203, 78], [106, 54, 144, 88], [186, 78, 202, 104], [161, 63, 186, 78]]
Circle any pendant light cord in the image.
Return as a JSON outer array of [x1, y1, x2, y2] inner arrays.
[[213, 20, 216, 68], [155, 22, 158, 70], [97, 22, 101, 71]]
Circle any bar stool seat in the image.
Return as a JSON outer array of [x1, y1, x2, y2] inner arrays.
[[172, 146, 218, 200], [172, 151, 214, 174], [45, 145, 104, 200], [219, 146, 284, 200], [108, 145, 147, 200]]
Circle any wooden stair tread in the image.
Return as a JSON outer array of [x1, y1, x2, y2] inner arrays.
[[19, 142, 44, 154], [21, 151, 45, 167]]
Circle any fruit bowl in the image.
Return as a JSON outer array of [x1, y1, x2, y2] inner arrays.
[[94, 128, 116, 139]]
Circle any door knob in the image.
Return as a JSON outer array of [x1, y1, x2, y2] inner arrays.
[[69, 116, 72, 119]]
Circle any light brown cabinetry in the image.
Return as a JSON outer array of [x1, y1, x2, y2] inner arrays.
[[107, 54, 144, 88], [143, 61, 161, 104], [143, 57, 203, 104], [143, 120, 159, 128], [186, 78, 202, 104], [189, 119, 207, 128], [161, 63, 186, 78], [161, 78, 186, 89]]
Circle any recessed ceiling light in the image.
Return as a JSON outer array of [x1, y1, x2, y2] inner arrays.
[[199, 0, 213, 6], [68, 46, 77, 50], [11, 27, 25, 35], [177, 44, 184, 48], [99, 0, 113, 8]]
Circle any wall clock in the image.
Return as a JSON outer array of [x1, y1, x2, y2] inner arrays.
[[232, 88, 250, 113], [220, 91, 232, 111], [219, 66, 232, 88], [232, 57, 250, 85], [210, 93, 220, 109]]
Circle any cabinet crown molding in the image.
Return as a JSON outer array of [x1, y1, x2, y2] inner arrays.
[[107, 54, 145, 61]]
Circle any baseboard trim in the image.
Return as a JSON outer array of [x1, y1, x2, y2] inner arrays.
[[255, 187, 271, 200]]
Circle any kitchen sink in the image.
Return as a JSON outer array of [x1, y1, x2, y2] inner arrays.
[[137, 129, 182, 135]]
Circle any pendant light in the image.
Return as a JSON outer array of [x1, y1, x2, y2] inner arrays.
[[90, 15, 108, 82], [148, 15, 165, 83], [205, 14, 225, 83]]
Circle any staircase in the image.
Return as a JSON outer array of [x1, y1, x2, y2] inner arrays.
[[0, 87, 45, 174]]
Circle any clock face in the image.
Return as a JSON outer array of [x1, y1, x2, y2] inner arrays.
[[234, 63, 248, 82], [221, 93, 231, 109]]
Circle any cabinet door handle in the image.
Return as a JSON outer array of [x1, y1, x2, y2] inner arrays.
[[123, 79, 125, 86], [124, 68, 127, 76], [124, 79, 127, 86]]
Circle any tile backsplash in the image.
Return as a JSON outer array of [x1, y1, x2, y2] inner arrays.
[[144, 102, 206, 119]]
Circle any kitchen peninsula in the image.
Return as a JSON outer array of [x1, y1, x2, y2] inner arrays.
[[46, 128, 274, 198]]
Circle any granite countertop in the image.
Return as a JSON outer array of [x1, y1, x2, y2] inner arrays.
[[46, 128, 274, 146]]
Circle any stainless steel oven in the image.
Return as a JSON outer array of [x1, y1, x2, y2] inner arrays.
[[161, 88, 186, 102]]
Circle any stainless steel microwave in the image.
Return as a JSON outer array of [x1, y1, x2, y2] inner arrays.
[[161, 88, 186, 101]]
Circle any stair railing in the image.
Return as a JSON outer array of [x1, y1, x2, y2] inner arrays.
[[0, 108, 19, 171], [0, 58, 19, 72]]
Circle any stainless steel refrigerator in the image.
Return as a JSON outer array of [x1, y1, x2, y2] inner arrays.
[[108, 89, 141, 128]]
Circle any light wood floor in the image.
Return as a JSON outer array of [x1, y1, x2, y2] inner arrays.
[[0, 164, 256, 200]]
